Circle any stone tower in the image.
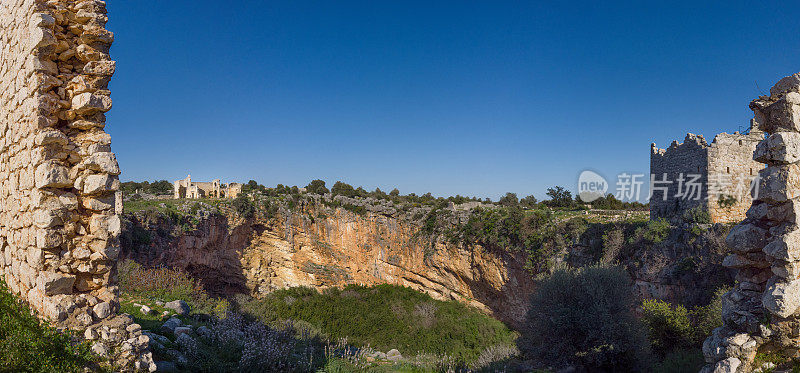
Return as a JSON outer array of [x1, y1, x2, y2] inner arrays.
[[702, 72, 800, 372]]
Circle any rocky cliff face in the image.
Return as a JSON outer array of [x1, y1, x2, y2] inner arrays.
[[121, 197, 733, 330], [121, 202, 535, 327]]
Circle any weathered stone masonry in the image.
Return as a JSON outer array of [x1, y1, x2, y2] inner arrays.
[[702, 72, 800, 372], [650, 125, 763, 224], [0, 1, 152, 371]]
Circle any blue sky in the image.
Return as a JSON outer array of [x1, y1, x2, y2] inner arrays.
[[105, 1, 800, 201]]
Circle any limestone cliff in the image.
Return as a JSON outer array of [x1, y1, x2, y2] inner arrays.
[[120, 201, 535, 327]]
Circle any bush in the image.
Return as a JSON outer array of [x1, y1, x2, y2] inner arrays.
[[232, 194, 255, 219], [643, 218, 671, 244], [520, 265, 651, 371], [241, 284, 516, 363], [641, 299, 693, 354], [682, 206, 711, 225], [0, 280, 95, 372], [118, 260, 198, 302], [641, 287, 727, 358]]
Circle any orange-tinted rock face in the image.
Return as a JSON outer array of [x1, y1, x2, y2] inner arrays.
[[123, 206, 535, 327]]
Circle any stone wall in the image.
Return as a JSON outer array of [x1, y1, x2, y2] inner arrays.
[[650, 127, 763, 224], [0, 1, 152, 371], [650, 133, 709, 218], [702, 72, 800, 373]]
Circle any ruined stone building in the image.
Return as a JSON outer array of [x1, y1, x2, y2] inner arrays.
[[650, 122, 764, 223], [0, 1, 153, 370], [173, 175, 242, 199]]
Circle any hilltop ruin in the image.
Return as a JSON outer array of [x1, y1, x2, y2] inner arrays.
[[650, 124, 764, 224]]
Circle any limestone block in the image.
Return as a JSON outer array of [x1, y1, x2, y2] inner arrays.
[[766, 198, 800, 223], [89, 213, 120, 239], [80, 152, 120, 175], [757, 164, 800, 203], [722, 253, 770, 269], [71, 92, 112, 115], [754, 132, 800, 164], [763, 230, 800, 261], [83, 174, 118, 194], [745, 202, 768, 220], [34, 129, 68, 146], [771, 72, 800, 96], [36, 272, 75, 296], [93, 301, 112, 319], [79, 27, 114, 45], [33, 208, 63, 228], [83, 60, 115, 76], [34, 161, 70, 188], [752, 93, 800, 133], [763, 278, 800, 318], [725, 223, 767, 254], [772, 260, 800, 279], [76, 44, 105, 62], [35, 228, 62, 249], [81, 195, 114, 211]]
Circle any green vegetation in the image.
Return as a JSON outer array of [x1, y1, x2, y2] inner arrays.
[[240, 284, 517, 364], [120, 180, 173, 196], [0, 280, 96, 372], [641, 288, 726, 356], [117, 260, 228, 317], [520, 265, 651, 371]]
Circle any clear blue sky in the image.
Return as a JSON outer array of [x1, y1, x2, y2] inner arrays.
[[105, 1, 800, 201]]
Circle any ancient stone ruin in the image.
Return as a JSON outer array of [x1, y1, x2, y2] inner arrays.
[[651, 125, 764, 224], [0, 1, 152, 370], [173, 174, 242, 199], [702, 72, 800, 372]]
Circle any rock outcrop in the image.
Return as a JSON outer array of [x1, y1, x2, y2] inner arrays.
[[702, 72, 800, 373], [122, 200, 536, 327]]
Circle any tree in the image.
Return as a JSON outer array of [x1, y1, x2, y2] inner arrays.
[[520, 195, 538, 208], [545, 186, 573, 207], [149, 180, 173, 195], [498, 192, 519, 207], [389, 188, 400, 197], [305, 180, 329, 195], [331, 181, 356, 197]]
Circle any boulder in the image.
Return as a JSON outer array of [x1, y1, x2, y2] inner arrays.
[[386, 349, 402, 361], [165, 300, 190, 315], [726, 223, 767, 254], [173, 326, 192, 337], [160, 317, 182, 334], [763, 278, 800, 318]]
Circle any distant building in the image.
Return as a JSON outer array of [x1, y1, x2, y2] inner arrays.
[[173, 175, 242, 199], [650, 122, 764, 224]]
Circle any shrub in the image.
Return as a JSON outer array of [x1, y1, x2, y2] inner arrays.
[[682, 206, 711, 225], [643, 218, 671, 243], [642, 287, 727, 358], [641, 299, 693, 354], [0, 280, 95, 372], [520, 265, 651, 371], [652, 349, 705, 373], [600, 227, 624, 264], [232, 194, 255, 219], [118, 260, 198, 301]]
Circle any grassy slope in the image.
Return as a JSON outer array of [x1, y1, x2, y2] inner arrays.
[[241, 284, 517, 363]]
